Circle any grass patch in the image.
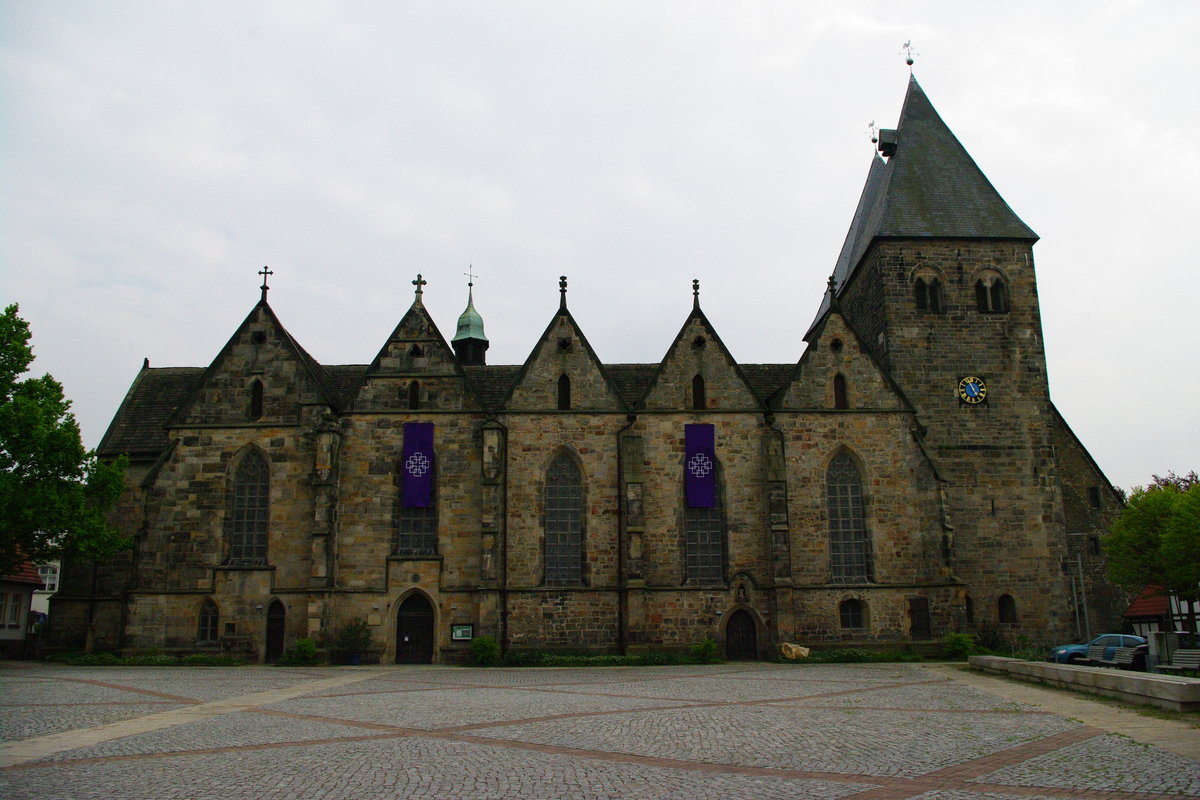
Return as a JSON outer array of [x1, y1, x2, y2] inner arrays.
[[47, 651, 247, 667]]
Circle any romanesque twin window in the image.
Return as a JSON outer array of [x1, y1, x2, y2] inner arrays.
[[913, 277, 944, 313], [826, 450, 873, 583], [544, 453, 583, 584], [974, 272, 1009, 313], [228, 449, 269, 565]]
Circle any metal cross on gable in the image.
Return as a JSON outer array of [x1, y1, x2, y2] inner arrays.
[[258, 265, 274, 301]]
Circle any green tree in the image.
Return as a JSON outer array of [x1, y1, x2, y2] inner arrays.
[[1103, 473, 1200, 632], [0, 304, 128, 574]]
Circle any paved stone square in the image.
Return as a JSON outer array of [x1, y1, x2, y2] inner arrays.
[[1, 662, 1198, 799]]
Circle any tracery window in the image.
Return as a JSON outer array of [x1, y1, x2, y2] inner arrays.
[[394, 464, 438, 556], [229, 449, 269, 565], [544, 453, 583, 585], [684, 472, 724, 584], [198, 599, 219, 642], [826, 450, 872, 583]]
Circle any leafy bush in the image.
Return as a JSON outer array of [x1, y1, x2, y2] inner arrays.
[[942, 632, 976, 660], [690, 638, 720, 664], [330, 618, 375, 664], [468, 635, 502, 666], [277, 637, 321, 666]]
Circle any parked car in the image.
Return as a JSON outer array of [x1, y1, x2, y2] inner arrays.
[[1049, 633, 1147, 668]]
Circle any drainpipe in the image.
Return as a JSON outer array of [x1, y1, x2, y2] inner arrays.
[[615, 413, 638, 654]]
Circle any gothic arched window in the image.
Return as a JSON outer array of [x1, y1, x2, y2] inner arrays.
[[198, 599, 219, 642], [826, 450, 872, 583], [394, 459, 438, 556], [684, 465, 724, 584], [229, 449, 269, 565], [839, 598, 865, 629], [691, 374, 706, 410], [544, 453, 583, 585], [249, 379, 264, 420], [833, 373, 848, 410], [557, 374, 571, 411]]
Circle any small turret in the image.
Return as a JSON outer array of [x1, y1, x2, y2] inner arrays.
[[451, 280, 489, 366]]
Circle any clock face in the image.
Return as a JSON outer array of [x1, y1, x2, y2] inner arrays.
[[958, 376, 987, 404]]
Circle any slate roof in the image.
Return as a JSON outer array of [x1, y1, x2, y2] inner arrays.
[[808, 76, 1037, 338], [740, 364, 796, 405], [98, 367, 205, 458], [462, 365, 521, 409], [605, 365, 658, 408]]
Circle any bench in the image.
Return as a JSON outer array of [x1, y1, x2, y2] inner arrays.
[[1086, 645, 1141, 669], [1157, 649, 1200, 674]]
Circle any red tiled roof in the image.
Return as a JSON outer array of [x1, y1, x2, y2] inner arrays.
[[2, 561, 44, 587], [1124, 585, 1169, 618]]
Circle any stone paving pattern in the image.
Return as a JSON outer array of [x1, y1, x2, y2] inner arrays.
[[2, 662, 1198, 799]]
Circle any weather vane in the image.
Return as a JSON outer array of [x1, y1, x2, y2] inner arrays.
[[901, 40, 917, 70], [464, 265, 477, 287], [867, 120, 878, 146]]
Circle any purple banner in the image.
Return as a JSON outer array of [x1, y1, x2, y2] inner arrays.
[[685, 423, 715, 508], [402, 422, 434, 508]]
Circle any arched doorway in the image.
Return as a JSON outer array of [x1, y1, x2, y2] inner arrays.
[[265, 599, 286, 662], [395, 593, 435, 664], [725, 609, 757, 660]]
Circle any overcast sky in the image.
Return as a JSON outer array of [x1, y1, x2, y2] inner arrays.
[[3, 1, 1197, 493]]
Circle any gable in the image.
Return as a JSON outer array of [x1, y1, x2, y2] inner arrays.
[[171, 303, 337, 427], [781, 311, 907, 411], [506, 310, 624, 411], [356, 301, 476, 412], [641, 311, 758, 411]]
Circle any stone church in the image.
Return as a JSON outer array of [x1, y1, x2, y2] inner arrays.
[[48, 77, 1125, 662]]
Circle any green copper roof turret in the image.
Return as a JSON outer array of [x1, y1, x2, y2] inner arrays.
[[452, 285, 487, 343]]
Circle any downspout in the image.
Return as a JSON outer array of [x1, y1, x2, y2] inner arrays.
[[615, 413, 638, 654]]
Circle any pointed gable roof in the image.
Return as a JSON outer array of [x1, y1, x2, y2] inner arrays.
[[504, 298, 626, 411], [365, 296, 459, 377], [167, 299, 344, 427], [640, 297, 760, 412], [809, 76, 1037, 338]]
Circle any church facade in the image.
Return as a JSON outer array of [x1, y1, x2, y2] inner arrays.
[[48, 78, 1125, 662]]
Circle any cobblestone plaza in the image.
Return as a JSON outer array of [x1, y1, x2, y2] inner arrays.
[[2, 662, 1198, 799]]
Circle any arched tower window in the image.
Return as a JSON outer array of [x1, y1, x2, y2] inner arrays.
[[229, 449, 269, 565], [408, 380, 420, 410], [249, 379, 264, 420], [557, 374, 571, 411], [998, 593, 1017, 625], [974, 272, 1009, 313], [826, 450, 872, 583], [692, 374, 706, 410], [544, 453, 583, 585], [395, 459, 438, 556], [914, 273, 945, 313], [839, 598, 865, 629], [833, 373, 849, 410], [198, 599, 219, 642]]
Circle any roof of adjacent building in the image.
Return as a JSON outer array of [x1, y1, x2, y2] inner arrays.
[[1124, 586, 1170, 619], [2, 562, 44, 588]]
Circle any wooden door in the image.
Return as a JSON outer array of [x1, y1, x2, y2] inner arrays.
[[395, 594, 435, 664], [265, 599, 286, 662], [725, 609, 758, 660], [909, 597, 932, 640]]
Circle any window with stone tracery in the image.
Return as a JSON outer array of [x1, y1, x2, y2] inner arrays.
[[394, 460, 438, 556], [684, 463, 724, 584], [826, 450, 873, 583], [544, 453, 583, 585], [228, 449, 269, 565]]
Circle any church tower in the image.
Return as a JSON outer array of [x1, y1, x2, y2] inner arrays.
[[818, 76, 1122, 637]]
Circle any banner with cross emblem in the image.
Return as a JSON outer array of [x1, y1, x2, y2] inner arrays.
[[402, 422, 434, 508], [684, 423, 715, 508]]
